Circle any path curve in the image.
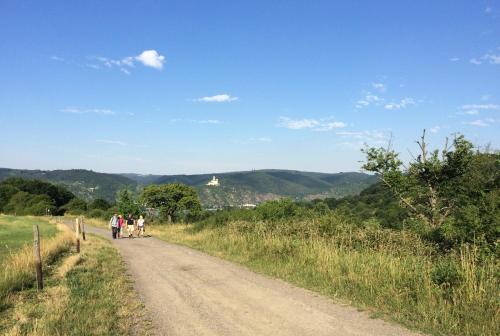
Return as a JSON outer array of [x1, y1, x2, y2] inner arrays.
[[79, 223, 422, 336]]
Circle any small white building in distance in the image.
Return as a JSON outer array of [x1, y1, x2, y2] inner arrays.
[[206, 176, 220, 186]]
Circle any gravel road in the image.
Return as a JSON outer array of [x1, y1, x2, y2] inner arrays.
[[81, 223, 422, 336]]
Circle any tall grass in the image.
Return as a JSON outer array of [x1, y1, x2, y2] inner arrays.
[[0, 221, 73, 305], [149, 215, 499, 336]]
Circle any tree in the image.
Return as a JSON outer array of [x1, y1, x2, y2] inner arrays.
[[140, 183, 201, 222], [89, 198, 112, 211], [116, 189, 142, 216], [62, 198, 88, 214], [362, 131, 475, 229]]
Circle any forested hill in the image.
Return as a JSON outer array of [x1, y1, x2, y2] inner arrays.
[[0, 168, 138, 202], [130, 170, 378, 207], [0, 168, 377, 206]]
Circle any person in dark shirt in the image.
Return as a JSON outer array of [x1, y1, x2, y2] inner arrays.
[[126, 214, 135, 238]]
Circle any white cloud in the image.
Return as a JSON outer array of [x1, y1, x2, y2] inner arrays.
[[96, 139, 127, 146], [461, 104, 499, 110], [483, 53, 500, 64], [197, 119, 221, 124], [50, 55, 64, 62], [372, 83, 386, 92], [93, 50, 165, 73], [384, 98, 415, 110], [449, 57, 460, 62], [355, 93, 384, 109], [465, 119, 491, 127], [430, 126, 440, 133], [60, 107, 116, 115], [170, 118, 222, 125], [470, 53, 500, 65], [279, 117, 319, 129], [313, 121, 347, 132], [235, 137, 272, 145], [86, 64, 100, 69], [195, 94, 238, 103], [135, 50, 165, 70], [336, 130, 389, 145], [278, 117, 347, 131]]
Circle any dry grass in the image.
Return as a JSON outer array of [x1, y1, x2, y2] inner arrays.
[[0, 221, 73, 304], [1, 226, 152, 336], [148, 223, 499, 336]]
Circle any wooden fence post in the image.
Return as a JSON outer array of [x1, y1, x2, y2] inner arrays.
[[81, 217, 86, 241], [75, 218, 80, 253], [33, 225, 43, 290]]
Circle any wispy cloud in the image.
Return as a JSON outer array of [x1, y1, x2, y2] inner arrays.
[[336, 130, 389, 145], [355, 93, 384, 109], [96, 139, 127, 146], [234, 137, 272, 145], [384, 98, 415, 110], [50, 55, 65, 62], [194, 94, 238, 103], [485, 7, 492, 14], [170, 118, 222, 125], [464, 118, 495, 127], [460, 104, 499, 115], [480, 94, 491, 101], [60, 107, 116, 115], [90, 49, 166, 73], [278, 117, 346, 131], [279, 117, 319, 129], [313, 121, 348, 132], [470, 52, 500, 65], [372, 83, 386, 92], [430, 126, 441, 133], [449, 57, 460, 62]]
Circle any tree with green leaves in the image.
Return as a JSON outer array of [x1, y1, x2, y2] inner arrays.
[[89, 198, 112, 211], [140, 183, 201, 222], [362, 131, 474, 228], [116, 189, 142, 216], [362, 130, 499, 247]]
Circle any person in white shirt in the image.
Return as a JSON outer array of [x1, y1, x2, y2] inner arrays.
[[137, 215, 145, 237]]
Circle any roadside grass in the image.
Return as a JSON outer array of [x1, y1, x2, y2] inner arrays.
[[0, 231, 151, 335], [0, 217, 152, 336], [146, 221, 498, 336], [0, 217, 73, 307], [0, 215, 58, 262]]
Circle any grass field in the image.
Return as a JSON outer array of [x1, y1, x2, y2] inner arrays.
[[0, 218, 151, 335], [0, 216, 58, 262]]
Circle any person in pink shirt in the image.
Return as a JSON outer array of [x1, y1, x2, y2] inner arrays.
[[117, 215, 124, 238]]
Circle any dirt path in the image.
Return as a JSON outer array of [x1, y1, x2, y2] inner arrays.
[[80, 223, 422, 336]]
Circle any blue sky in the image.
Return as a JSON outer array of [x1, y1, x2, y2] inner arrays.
[[0, 1, 499, 174]]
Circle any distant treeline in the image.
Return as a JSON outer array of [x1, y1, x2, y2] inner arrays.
[[0, 177, 114, 217]]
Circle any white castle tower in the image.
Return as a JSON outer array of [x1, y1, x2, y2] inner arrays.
[[206, 176, 220, 186]]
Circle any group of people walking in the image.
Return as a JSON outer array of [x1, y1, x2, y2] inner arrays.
[[109, 213, 146, 239]]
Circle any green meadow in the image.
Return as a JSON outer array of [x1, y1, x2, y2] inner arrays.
[[0, 216, 58, 262]]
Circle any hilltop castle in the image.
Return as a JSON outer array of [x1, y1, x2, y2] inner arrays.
[[206, 176, 220, 186]]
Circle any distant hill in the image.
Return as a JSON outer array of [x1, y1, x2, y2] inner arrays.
[[148, 170, 378, 207], [0, 168, 137, 202], [0, 168, 377, 206]]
